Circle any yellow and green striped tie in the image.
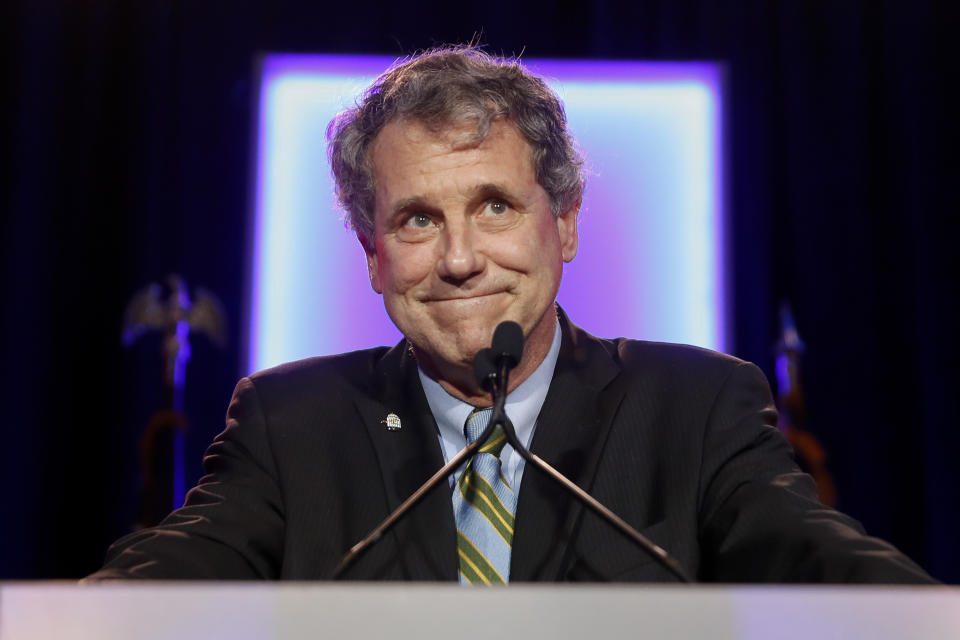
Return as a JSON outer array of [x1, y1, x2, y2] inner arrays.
[[454, 408, 517, 584]]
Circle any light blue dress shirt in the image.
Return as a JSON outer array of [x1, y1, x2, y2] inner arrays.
[[418, 318, 562, 490]]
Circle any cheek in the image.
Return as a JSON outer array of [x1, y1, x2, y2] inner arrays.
[[488, 221, 560, 272], [379, 245, 434, 292], [529, 219, 564, 261]]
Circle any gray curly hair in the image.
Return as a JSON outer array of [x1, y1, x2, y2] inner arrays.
[[327, 45, 584, 247]]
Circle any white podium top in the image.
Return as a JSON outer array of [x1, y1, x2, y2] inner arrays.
[[2, 582, 957, 640]]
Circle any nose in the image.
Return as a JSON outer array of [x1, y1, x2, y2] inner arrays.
[[436, 219, 486, 283]]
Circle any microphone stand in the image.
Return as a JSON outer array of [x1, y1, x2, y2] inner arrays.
[[331, 325, 693, 583], [329, 436, 486, 580], [487, 355, 693, 584]]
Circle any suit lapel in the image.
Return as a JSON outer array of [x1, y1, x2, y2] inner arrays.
[[352, 341, 458, 580], [511, 311, 626, 581]]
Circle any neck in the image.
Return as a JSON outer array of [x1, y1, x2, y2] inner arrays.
[[416, 307, 558, 406]]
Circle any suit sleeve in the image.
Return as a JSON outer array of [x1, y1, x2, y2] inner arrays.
[[86, 378, 285, 579], [696, 362, 936, 583]]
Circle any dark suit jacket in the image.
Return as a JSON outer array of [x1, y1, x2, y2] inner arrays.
[[91, 314, 933, 583]]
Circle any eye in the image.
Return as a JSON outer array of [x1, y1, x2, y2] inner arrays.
[[487, 200, 509, 215], [395, 212, 438, 242], [406, 213, 433, 229], [476, 198, 519, 231]]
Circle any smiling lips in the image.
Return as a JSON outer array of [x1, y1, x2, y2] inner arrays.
[[423, 291, 508, 303]]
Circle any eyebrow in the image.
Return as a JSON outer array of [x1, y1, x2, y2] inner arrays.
[[389, 196, 436, 219], [469, 183, 522, 206]]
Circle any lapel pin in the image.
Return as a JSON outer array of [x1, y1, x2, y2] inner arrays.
[[382, 413, 402, 431]]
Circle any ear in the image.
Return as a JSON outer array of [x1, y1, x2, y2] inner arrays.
[[556, 200, 580, 263], [361, 235, 383, 294]]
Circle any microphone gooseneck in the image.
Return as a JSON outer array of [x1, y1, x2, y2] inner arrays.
[[329, 430, 488, 579]]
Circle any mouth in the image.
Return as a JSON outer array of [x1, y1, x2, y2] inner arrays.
[[427, 291, 503, 302], [423, 291, 507, 303]]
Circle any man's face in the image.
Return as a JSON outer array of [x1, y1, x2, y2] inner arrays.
[[366, 118, 578, 383]]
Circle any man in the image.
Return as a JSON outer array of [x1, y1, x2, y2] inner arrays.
[[90, 46, 934, 583]]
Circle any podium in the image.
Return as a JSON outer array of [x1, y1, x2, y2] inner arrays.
[[2, 582, 957, 639]]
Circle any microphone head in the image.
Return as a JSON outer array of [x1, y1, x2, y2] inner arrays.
[[473, 348, 497, 390], [491, 321, 524, 369]]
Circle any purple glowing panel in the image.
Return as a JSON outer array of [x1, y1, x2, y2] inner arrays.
[[249, 55, 724, 373]]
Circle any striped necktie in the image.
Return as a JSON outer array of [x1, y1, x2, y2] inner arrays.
[[453, 408, 517, 584]]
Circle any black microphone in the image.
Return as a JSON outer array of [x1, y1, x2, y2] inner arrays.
[[474, 321, 522, 393], [491, 320, 523, 368], [473, 347, 497, 392], [470, 321, 524, 445]]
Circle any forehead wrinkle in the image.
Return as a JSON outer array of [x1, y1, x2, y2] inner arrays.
[[389, 115, 533, 165]]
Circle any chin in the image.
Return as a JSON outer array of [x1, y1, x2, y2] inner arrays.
[[437, 329, 494, 370], [453, 333, 492, 364]]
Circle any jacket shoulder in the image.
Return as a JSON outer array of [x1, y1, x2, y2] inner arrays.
[[560, 311, 762, 394], [602, 335, 756, 386], [244, 345, 396, 402]]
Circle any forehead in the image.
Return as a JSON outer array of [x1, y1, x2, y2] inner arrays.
[[370, 118, 534, 179]]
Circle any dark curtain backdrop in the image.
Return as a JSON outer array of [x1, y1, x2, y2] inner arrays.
[[2, 1, 956, 582]]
